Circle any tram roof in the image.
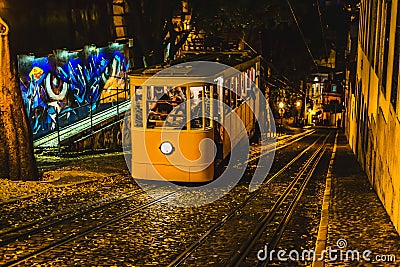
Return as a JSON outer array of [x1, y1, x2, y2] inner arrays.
[[128, 51, 260, 84]]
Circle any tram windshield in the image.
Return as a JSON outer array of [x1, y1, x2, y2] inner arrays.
[[134, 84, 214, 130]]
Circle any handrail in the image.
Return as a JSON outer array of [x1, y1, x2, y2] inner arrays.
[[57, 89, 127, 119], [33, 86, 130, 149], [34, 101, 130, 148]]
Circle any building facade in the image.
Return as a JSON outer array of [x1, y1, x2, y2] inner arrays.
[[306, 74, 328, 125], [306, 72, 344, 126], [345, 0, 400, 233]]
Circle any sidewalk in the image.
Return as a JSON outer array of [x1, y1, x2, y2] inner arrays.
[[324, 133, 400, 266]]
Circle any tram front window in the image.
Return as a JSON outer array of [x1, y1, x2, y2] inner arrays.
[[144, 85, 213, 129], [147, 86, 187, 128], [150, 88, 173, 119]]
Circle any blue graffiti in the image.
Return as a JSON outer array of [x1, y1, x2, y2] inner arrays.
[[19, 45, 130, 137]]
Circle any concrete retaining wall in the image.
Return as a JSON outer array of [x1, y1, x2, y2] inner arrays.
[[70, 120, 124, 151], [59, 111, 131, 152]]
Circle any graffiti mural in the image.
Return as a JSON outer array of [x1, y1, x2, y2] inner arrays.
[[18, 44, 130, 137]]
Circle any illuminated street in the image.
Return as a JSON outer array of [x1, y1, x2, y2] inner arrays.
[[0, 130, 398, 266]]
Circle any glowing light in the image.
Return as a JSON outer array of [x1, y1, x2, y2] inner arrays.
[[296, 101, 301, 107], [279, 102, 284, 109], [160, 142, 174, 155]]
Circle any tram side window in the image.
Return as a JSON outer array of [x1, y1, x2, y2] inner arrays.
[[190, 85, 212, 129], [244, 69, 255, 98], [190, 86, 204, 129], [205, 86, 213, 128], [223, 87, 230, 108], [235, 74, 247, 106], [222, 77, 245, 111], [134, 86, 143, 127], [241, 72, 248, 100]]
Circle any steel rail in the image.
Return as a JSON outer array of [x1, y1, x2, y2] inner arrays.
[[167, 131, 327, 267], [2, 190, 178, 267], [247, 129, 316, 164], [0, 186, 155, 246], [227, 133, 330, 267], [257, 145, 326, 267]]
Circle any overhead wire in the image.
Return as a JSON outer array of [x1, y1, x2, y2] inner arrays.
[[242, 38, 292, 88], [286, 0, 319, 72], [315, 0, 329, 62]]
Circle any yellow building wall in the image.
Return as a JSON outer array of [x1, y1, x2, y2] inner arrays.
[[346, 0, 400, 233]]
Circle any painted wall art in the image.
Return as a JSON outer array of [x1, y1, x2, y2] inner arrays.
[[18, 44, 130, 138]]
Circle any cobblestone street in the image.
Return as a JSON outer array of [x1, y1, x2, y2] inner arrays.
[[0, 130, 318, 265], [1, 130, 397, 266]]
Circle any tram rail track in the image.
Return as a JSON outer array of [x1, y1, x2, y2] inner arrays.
[[247, 129, 316, 164], [0, 185, 156, 246], [226, 133, 330, 267], [1, 189, 178, 267], [1, 129, 322, 267], [167, 131, 331, 266], [1, 130, 313, 245]]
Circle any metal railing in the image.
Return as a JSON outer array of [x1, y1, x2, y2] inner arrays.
[[34, 86, 131, 151]]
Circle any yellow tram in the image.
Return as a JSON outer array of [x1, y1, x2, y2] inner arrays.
[[129, 52, 266, 182]]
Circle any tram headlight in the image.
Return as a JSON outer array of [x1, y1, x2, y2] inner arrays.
[[160, 141, 174, 155]]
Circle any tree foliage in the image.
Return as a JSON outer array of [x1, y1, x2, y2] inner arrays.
[[124, 0, 348, 89]]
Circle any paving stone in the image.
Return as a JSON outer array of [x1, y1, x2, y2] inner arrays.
[[326, 133, 400, 266]]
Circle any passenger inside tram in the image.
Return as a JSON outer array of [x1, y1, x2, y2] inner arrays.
[[149, 87, 173, 120], [147, 86, 187, 127], [170, 86, 186, 102], [146, 85, 213, 129]]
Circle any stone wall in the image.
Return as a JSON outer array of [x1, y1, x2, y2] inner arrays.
[[65, 115, 131, 152], [69, 120, 123, 151]]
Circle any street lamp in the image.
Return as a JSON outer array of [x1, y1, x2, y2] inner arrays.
[[278, 102, 284, 136], [295, 100, 301, 125]]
